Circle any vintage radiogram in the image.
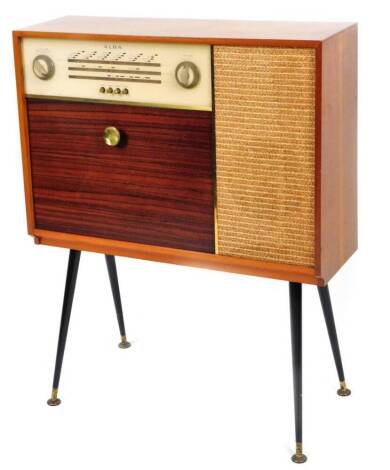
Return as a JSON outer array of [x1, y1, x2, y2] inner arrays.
[[13, 17, 357, 463]]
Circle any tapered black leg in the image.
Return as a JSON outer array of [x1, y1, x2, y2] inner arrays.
[[47, 250, 81, 406], [289, 282, 307, 463], [318, 285, 351, 397], [105, 255, 131, 349]]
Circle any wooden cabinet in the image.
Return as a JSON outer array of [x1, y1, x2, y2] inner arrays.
[[13, 17, 358, 285]]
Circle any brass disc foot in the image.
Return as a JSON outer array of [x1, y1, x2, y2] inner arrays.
[[118, 336, 131, 349], [337, 381, 351, 397], [291, 443, 307, 464], [291, 453, 307, 464], [47, 397, 61, 406], [47, 389, 61, 406]]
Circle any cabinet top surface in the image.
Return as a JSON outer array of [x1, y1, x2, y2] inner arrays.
[[14, 16, 356, 42]]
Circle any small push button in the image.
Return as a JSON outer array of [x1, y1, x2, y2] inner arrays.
[[99, 86, 106, 93]]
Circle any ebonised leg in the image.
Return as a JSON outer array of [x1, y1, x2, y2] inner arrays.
[[105, 255, 131, 349], [289, 282, 307, 463], [318, 285, 351, 397], [47, 249, 81, 406]]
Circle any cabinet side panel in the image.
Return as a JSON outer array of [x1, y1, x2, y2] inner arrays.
[[320, 25, 358, 282], [214, 46, 316, 266], [13, 33, 35, 233]]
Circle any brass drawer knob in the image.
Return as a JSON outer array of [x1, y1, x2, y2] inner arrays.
[[103, 126, 121, 147]]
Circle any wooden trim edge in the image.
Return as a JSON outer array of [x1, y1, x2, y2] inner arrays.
[[13, 30, 322, 48], [32, 230, 324, 285], [314, 42, 323, 277], [13, 32, 35, 234]]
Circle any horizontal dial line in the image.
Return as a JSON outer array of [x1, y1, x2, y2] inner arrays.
[[68, 59, 161, 67], [68, 67, 161, 75], [68, 75, 161, 84]]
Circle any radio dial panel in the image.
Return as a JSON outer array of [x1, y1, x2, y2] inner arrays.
[[22, 39, 212, 110]]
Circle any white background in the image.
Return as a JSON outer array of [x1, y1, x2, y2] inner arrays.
[[0, 2, 387, 469]]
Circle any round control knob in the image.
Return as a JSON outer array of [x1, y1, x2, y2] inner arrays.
[[103, 127, 121, 147], [32, 55, 55, 80], [175, 61, 200, 89]]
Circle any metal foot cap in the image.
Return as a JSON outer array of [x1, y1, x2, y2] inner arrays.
[[118, 336, 131, 349], [47, 389, 61, 406], [292, 444, 307, 464], [291, 453, 307, 464], [337, 381, 351, 397], [337, 387, 351, 397], [47, 397, 61, 406]]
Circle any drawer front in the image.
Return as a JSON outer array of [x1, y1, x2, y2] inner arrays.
[[27, 99, 215, 253], [214, 46, 316, 267]]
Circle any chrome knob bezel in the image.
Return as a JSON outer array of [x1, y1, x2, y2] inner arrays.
[[32, 55, 55, 81], [175, 61, 200, 89]]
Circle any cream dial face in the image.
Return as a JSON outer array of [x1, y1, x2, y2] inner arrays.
[[22, 38, 212, 111]]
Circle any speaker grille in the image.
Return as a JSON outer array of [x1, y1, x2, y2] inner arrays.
[[214, 46, 316, 267]]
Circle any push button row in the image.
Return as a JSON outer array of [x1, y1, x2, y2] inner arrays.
[[99, 87, 129, 95]]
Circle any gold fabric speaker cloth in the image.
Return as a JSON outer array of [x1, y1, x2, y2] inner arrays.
[[214, 46, 316, 267]]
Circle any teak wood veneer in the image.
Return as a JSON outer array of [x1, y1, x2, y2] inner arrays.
[[13, 17, 357, 286]]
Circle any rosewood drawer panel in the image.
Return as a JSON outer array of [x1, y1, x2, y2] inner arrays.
[[27, 99, 215, 252]]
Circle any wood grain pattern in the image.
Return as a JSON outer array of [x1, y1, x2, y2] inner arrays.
[[14, 17, 355, 47], [27, 99, 215, 253], [13, 19, 358, 285], [318, 25, 358, 281], [13, 34, 35, 233], [33, 228, 322, 285]]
